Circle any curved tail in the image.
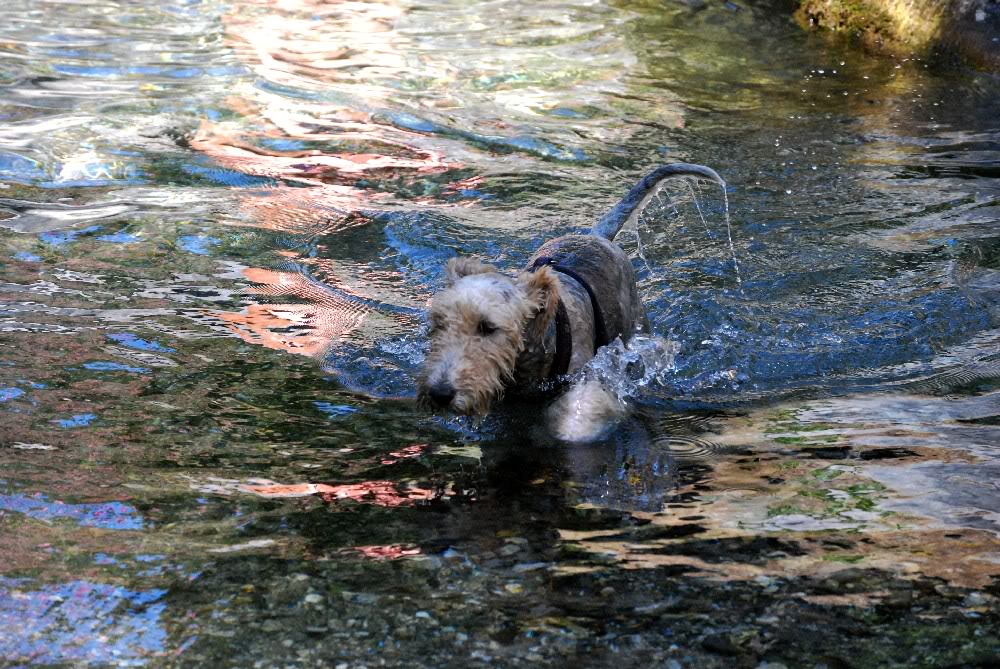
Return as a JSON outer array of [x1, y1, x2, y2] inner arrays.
[[592, 163, 726, 240]]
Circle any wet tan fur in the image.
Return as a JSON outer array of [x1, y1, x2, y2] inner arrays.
[[417, 258, 562, 415]]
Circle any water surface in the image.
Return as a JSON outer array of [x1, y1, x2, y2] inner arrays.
[[1, 0, 999, 666]]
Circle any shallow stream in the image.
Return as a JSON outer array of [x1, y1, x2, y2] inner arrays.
[[1, 0, 999, 666]]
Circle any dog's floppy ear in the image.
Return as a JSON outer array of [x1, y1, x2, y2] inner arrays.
[[446, 257, 495, 283], [518, 266, 561, 336]]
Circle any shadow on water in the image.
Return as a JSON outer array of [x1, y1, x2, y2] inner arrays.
[[1, 0, 1000, 666]]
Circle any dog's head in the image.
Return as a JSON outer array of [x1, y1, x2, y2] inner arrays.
[[417, 257, 559, 415]]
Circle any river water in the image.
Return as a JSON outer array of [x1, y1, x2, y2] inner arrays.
[[1, 0, 999, 666]]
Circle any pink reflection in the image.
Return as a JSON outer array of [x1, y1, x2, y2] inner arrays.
[[241, 479, 447, 507], [190, 120, 457, 186], [223, 0, 412, 102], [381, 443, 428, 465], [318, 481, 440, 507], [213, 267, 368, 356], [349, 544, 421, 560], [199, 0, 470, 358], [192, 0, 464, 212]]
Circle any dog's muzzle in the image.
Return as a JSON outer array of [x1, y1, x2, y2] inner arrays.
[[426, 382, 456, 409]]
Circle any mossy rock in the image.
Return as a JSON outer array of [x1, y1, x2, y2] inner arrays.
[[794, 0, 1000, 71]]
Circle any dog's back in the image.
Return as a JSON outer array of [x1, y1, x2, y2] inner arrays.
[[523, 163, 726, 345], [526, 235, 646, 345]]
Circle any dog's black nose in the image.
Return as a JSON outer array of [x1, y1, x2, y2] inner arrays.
[[428, 384, 456, 408]]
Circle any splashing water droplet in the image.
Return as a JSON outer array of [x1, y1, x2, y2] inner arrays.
[[625, 170, 740, 288], [575, 335, 680, 407], [719, 183, 742, 287]]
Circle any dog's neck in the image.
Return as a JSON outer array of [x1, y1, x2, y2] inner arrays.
[[512, 276, 595, 387], [513, 303, 562, 385]]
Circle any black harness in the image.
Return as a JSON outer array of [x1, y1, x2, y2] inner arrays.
[[528, 256, 610, 380]]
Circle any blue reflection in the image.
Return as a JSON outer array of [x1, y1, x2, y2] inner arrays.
[[51, 64, 245, 78], [382, 111, 440, 133], [83, 362, 151, 374], [0, 492, 143, 530], [93, 553, 122, 566], [548, 107, 587, 118], [106, 333, 176, 353], [43, 48, 113, 60], [376, 111, 589, 161], [39, 225, 102, 247], [314, 401, 359, 418], [457, 188, 495, 200], [55, 413, 96, 428], [256, 138, 308, 152], [0, 151, 46, 182], [177, 235, 220, 255], [0, 578, 166, 664], [92, 553, 200, 580], [181, 163, 276, 188], [0, 388, 25, 402], [96, 231, 142, 244]]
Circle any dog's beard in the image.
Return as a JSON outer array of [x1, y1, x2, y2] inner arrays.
[[417, 350, 516, 416], [451, 374, 506, 415]]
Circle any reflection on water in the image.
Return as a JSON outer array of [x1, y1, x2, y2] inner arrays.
[[0, 579, 168, 665], [1, 0, 1000, 665], [0, 492, 143, 530]]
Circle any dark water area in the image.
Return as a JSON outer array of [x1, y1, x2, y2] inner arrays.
[[1, 0, 1000, 666]]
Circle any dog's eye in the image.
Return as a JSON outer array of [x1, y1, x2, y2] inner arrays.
[[477, 321, 498, 336]]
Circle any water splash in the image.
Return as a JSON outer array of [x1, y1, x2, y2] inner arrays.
[[577, 334, 680, 407], [720, 184, 742, 287], [628, 175, 742, 288], [689, 181, 742, 287]]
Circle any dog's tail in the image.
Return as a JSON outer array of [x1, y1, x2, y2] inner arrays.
[[591, 163, 726, 240]]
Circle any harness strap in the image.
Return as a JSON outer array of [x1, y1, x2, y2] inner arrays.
[[551, 299, 572, 378], [529, 256, 610, 350], [528, 256, 571, 379]]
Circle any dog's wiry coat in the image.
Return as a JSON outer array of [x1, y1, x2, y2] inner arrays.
[[417, 163, 726, 436]]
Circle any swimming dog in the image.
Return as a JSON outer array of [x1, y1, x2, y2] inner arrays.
[[417, 163, 725, 439]]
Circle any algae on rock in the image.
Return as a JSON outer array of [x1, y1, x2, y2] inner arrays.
[[794, 0, 1000, 70]]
